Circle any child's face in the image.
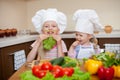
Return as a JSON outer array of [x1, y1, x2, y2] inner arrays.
[[42, 21, 60, 35], [75, 32, 92, 45]]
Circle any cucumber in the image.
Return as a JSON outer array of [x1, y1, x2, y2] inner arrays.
[[50, 57, 64, 66], [62, 62, 77, 68]]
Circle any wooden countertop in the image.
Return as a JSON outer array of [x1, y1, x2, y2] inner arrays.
[[9, 62, 120, 80]]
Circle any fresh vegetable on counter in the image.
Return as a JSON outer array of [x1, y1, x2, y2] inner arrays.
[[43, 36, 56, 50], [50, 57, 81, 67], [92, 52, 120, 79], [50, 57, 64, 66], [112, 65, 120, 78], [97, 66, 114, 80], [84, 59, 102, 75], [93, 52, 115, 67], [20, 61, 90, 80], [112, 53, 120, 78], [20, 71, 39, 80]]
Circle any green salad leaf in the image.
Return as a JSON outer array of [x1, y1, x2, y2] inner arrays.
[[20, 70, 39, 80], [43, 36, 56, 50]]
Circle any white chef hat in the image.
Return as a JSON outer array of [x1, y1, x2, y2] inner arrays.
[[32, 8, 67, 34], [73, 9, 103, 34]]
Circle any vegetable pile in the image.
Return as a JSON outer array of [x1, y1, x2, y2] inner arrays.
[[20, 61, 90, 80], [50, 57, 81, 68], [84, 52, 120, 80], [43, 36, 56, 50]]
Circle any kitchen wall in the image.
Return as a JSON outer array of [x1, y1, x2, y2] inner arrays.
[[0, 0, 27, 30], [0, 0, 120, 32]]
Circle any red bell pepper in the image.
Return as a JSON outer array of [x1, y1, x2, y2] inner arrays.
[[97, 66, 114, 80]]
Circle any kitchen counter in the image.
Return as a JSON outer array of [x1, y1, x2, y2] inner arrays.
[[62, 30, 120, 38], [0, 35, 39, 48], [0, 31, 120, 48]]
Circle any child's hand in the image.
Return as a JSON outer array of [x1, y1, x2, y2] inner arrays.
[[39, 34, 49, 41], [71, 40, 80, 47], [51, 34, 61, 42]]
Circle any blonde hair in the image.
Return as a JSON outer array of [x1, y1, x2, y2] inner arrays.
[[90, 36, 98, 49]]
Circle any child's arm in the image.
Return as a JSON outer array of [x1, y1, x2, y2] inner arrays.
[[57, 39, 64, 56], [26, 37, 42, 62], [68, 41, 80, 58], [26, 34, 49, 62]]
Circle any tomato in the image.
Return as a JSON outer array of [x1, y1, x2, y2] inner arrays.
[[37, 70, 47, 78], [68, 67, 74, 74], [32, 65, 41, 76], [52, 65, 64, 78], [52, 71, 59, 78], [63, 68, 73, 76], [41, 62, 53, 71]]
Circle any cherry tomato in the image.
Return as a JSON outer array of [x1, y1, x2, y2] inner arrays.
[[37, 70, 47, 78], [69, 67, 74, 74], [52, 65, 64, 77], [41, 62, 53, 71], [52, 71, 59, 78], [32, 65, 41, 76], [63, 68, 73, 76]]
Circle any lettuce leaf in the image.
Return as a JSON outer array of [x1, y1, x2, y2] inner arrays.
[[20, 70, 39, 80]]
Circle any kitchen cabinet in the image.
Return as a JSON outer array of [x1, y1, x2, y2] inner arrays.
[[63, 38, 75, 50], [0, 41, 34, 80], [98, 38, 120, 48]]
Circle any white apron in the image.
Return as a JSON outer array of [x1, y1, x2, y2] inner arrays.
[[76, 44, 95, 59]]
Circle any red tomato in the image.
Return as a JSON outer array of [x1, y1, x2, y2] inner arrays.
[[41, 62, 53, 71], [68, 67, 74, 74], [52, 65, 64, 78], [52, 71, 59, 78], [63, 68, 73, 76], [37, 70, 47, 78], [32, 65, 41, 76]]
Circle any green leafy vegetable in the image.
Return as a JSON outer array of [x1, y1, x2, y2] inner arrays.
[[43, 36, 56, 50], [93, 52, 120, 67], [71, 67, 90, 80], [62, 62, 77, 68], [20, 70, 39, 80], [42, 72, 55, 80]]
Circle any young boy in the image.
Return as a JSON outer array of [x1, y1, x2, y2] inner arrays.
[[27, 8, 67, 62], [68, 9, 102, 59]]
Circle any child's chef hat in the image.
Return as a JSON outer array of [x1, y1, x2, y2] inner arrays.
[[73, 9, 103, 34], [32, 8, 67, 34]]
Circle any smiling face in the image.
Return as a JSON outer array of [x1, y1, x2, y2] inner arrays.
[[42, 21, 60, 35], [75, 31, 92, 45]]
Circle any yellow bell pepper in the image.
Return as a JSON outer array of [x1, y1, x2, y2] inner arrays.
[[112, 65, 120, 78], [84, 59, 102, 74]]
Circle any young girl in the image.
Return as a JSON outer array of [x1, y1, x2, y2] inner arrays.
[[27, 9, 67, 62], [68, 9, 102, 59]]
